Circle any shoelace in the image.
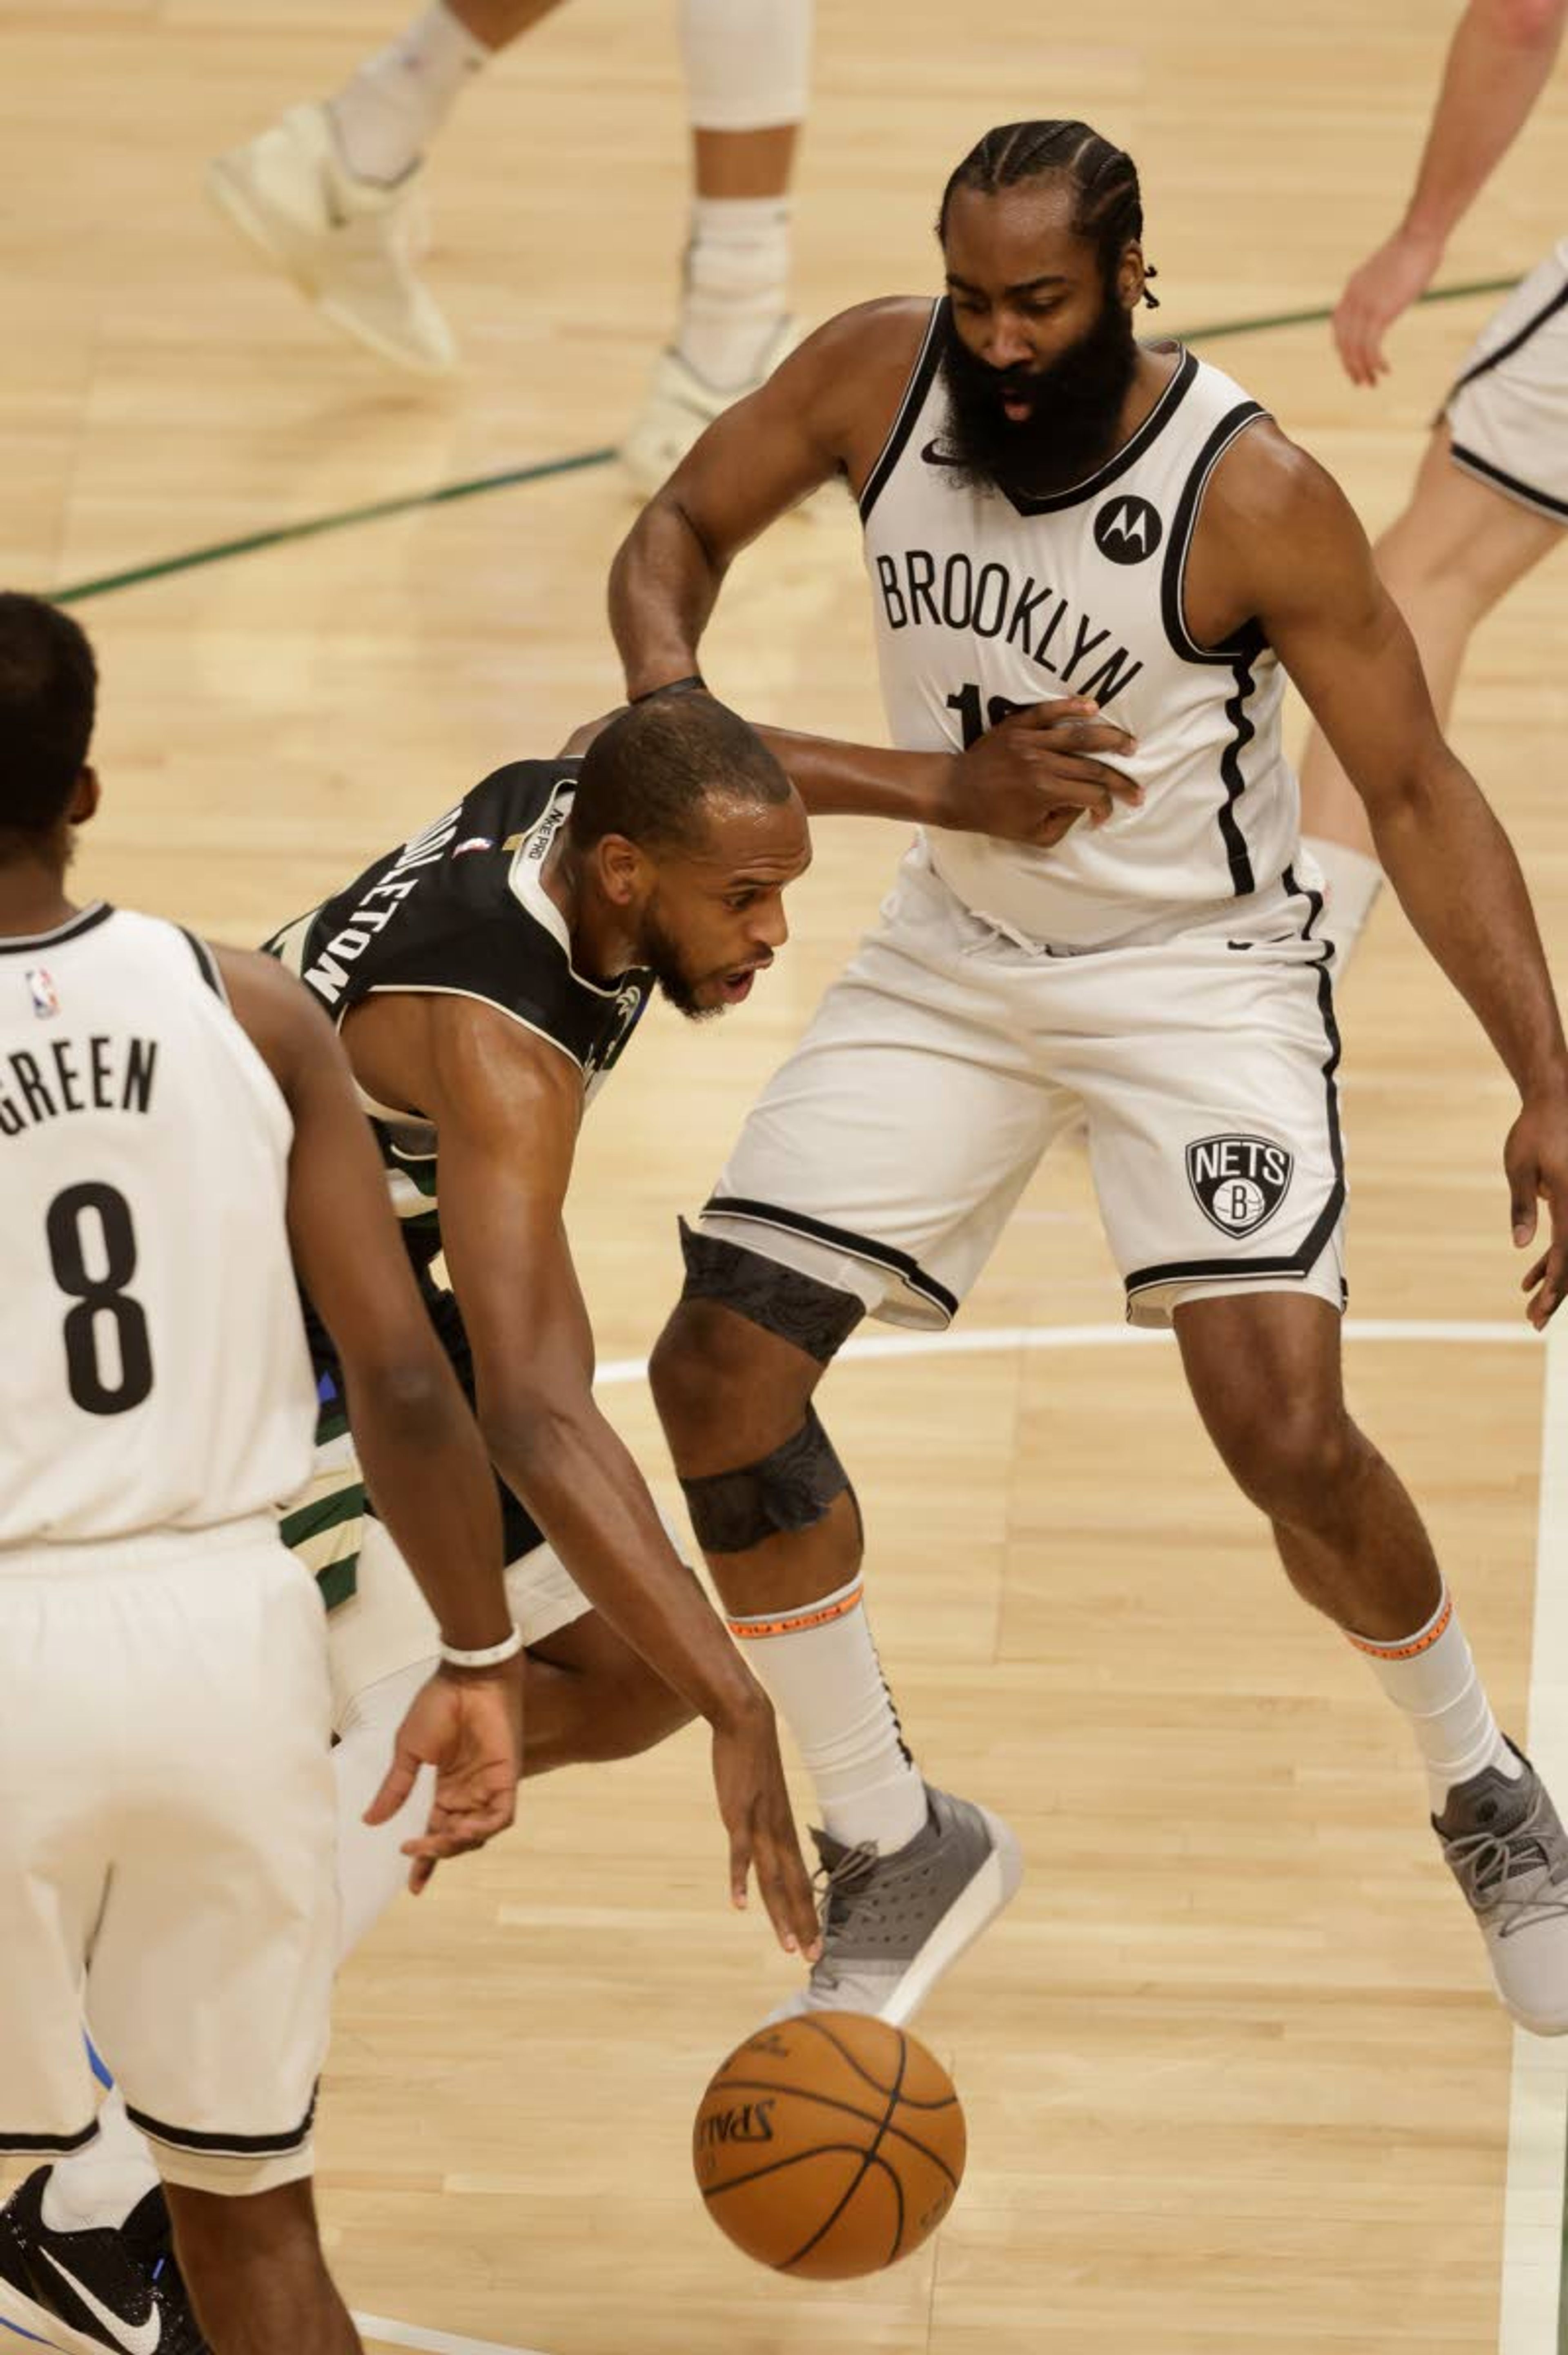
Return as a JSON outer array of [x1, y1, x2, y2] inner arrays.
[[809, 1840, 881, 1984], [1445, 1787, 1568, 1936]]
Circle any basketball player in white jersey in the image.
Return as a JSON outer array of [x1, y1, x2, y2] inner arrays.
[[1298, 0, 1566, 967], [0, 593, 523, 2355], [609, 120, 1568, 2034], [206, 0, 812, 492]]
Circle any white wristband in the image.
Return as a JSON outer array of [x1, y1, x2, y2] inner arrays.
[[439, 1625, 524, 1670]]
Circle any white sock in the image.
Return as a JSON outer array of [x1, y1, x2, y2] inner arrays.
[[1303, 835, 1384, 976], [1349, 1586, 1521, 1813], [677, 196, 792, 390], [328, 2, 490, 186], [41, 2085, 154, 2234], [47, 1661, 436, 2231], [727, 1576, 927, 1853], [682, 0, 812, 131]]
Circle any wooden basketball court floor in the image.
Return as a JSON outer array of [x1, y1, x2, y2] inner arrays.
[[4, 2, 1568, 2348]]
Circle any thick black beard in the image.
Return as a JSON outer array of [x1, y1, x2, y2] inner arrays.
[[640, 902, 722, 1023], [938, 295, 1141, 500]]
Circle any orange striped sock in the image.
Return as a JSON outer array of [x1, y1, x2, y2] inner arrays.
[[1348, 1585, 1519, 1810]]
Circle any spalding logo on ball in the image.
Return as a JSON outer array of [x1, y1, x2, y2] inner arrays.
[[693, 2012, 967, 2278]]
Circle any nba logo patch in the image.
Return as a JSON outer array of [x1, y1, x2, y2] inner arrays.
[[452, 836, 495, 858], [1186, 1134, 1293, 1238], [26, 966, 59, 1018]]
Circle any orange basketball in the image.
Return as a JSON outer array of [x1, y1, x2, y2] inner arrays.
[[692, 2012, 966, 2279]]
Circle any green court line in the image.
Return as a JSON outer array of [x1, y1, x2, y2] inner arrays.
[[45, 274, 1517, 610]]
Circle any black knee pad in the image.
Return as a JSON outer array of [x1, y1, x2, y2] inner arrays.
[[677, 1218, 865, 1364], [681, 1407, 851, 1554]]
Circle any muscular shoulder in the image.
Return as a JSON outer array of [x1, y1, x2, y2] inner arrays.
[[421, 990, 582, 1176], [777, 298, 937, 462], [1199, 418, 1372, 621]]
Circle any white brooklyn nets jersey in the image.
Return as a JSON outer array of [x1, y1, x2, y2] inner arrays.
[[861, 308, 1299, 950], [0, 906, 316, 1546]]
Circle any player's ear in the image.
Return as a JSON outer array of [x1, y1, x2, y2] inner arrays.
[[595, 831, 647, 908], [69, 766, 101, 828], [1116, 241, 1145, 313]]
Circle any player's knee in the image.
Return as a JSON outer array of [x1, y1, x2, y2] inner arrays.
[[680, 1406, 852, 1557], [1226, 1397, 1359, 1522], [651, 1224, 860, 1462], [595, 1662, 695, 1759]]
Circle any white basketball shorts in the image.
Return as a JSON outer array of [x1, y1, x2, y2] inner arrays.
[[0, 1519, 336, 2193], [1446, 238, 1568, 524], [699, 841, 1347, 1330]]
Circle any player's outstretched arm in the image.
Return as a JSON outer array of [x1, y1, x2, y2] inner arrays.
[[608, 301, 922, 696], [1213, 431, 1568, 1327], [422, 997, 822, 1958], [216, 949, 520, 1879], [1333, 0, 1566, 384]]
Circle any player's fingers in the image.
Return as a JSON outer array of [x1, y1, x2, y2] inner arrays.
[[727, 1816, 753, 1914], [363, 1747, 419, 1826], [1510, 1167, 1540, 1247], [406, 1854, 438, 1896], [755, 1831, 820, 1958], [1522, 1249, 1550, 1294]]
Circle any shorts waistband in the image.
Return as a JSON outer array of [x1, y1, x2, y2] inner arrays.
[[0, 1512, 283, 1579]]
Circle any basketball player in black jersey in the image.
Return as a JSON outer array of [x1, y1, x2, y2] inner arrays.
[[610, 120, 1568, 2040]]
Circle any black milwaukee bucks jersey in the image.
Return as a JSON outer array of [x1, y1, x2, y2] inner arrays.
[[266, 760, 653, 1272]]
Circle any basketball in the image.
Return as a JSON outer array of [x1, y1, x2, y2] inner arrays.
[[692, 2012, 967, 2278]]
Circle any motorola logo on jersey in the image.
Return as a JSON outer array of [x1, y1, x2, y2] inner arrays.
[[1093, 495, 1164, 564], [1186, 1134, 1293, 1238]]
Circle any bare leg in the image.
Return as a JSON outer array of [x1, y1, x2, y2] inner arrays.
[[448, 0, 565, 42], [522, 1609, 694, 1773], [1173, 1291, 1441, 1639], [165, 2178, 359, 2355]]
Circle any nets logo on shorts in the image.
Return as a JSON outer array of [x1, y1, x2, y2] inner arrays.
[[1186, 1134, 1293, 1239], [1094, 495, 1164, 564]]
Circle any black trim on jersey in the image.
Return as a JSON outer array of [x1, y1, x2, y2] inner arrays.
[[993, 345, 1200, 518], [1450, 267, 1568, 396], [858, 302, 949, 525], [0, 901, 113, 956], [1123, 882, 1345, 1304], [178, 926, 227, 1000], [703, 1194, 960, 1322], [1159, 401, 1269, 666], [1448, 441, 1568, 524], [127, 2086, 318, 2157], [1216, 653, 1260, 896], [0, 2121, 100, 2154]]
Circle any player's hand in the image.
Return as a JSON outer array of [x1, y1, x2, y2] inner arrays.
[[1506, 1089, 1568, 1330], [939, 697, 1142, 844], [710, 1692, 822, 1963], [365, 1659, 524, 1893], [1332, 227, 1445, 387]]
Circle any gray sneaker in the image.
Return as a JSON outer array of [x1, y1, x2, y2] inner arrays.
[[772, 1785, 1023, 2027], [1434, 1742, 1568, 2035]]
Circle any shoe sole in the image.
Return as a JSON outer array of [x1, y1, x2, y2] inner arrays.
[[0, 2263, 100, 2355], [205, 160, 456, 377]]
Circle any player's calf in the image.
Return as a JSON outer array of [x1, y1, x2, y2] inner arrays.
[[167, 2178, 359, 2355]]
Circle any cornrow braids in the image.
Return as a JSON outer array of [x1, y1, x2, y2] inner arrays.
[[937, 120, 1160, 307]]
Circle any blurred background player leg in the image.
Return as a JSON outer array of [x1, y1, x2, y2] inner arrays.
[[1295, 0, 1566, 970], [205, 0, 813, 467]]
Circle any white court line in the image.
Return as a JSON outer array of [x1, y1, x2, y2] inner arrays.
[[595, 1314, 1537, 1388], [350, 2312, 549, 2355], [1499, 1310, 1568, 2355]]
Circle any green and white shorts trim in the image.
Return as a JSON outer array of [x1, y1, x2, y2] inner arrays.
[[282, 1421, 590, 1731]]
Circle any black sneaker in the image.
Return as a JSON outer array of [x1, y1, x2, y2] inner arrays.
[[0, 2168, 209, 2354]]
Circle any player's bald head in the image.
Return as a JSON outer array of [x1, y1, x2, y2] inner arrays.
[[569, 691, 795, 858]]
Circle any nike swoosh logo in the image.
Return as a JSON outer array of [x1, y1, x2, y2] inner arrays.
[[919, 439, 965, 468], [38, 2248, 162, 2355]]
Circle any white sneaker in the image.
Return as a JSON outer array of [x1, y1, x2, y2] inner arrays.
[[621, 317, 846, 514], [1434, 1740, 1568, 2034], [206, 102, 457, 375]]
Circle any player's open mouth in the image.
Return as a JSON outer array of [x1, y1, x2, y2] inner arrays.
[[1000, 389, 1034, 422], [715, 961, 770, 1004]]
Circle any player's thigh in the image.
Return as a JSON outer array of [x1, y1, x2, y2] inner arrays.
[[1379, 424, 1561, 608], [1078, 929, 1345, 1329], [702, 903, 1064, 1330], [87, 1533, 336, 2168]]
